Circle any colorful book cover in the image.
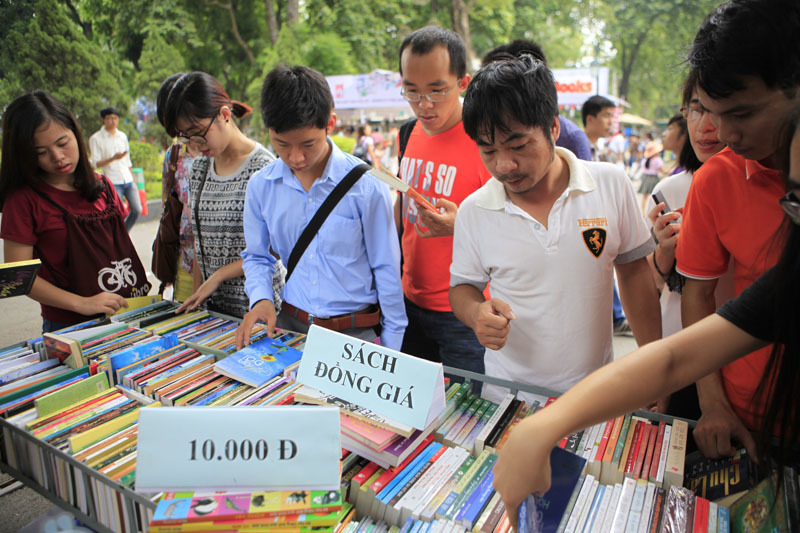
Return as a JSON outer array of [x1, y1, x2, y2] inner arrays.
[[214, 336, 302, 388], [151, 489, 344, 525], [516, 446, 586, 533], [729, 473, 788, 533], [0, 259, 40, 298]]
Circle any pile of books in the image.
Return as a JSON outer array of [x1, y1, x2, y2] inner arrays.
[[44, 321, 155, 369], [148, 489, 345, 532]]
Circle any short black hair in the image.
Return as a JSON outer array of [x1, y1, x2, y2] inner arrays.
[[481, 39, 547, 67], [398, 26, 467, 78], [463, 56, 557, 145], [261, 65, 333, 133], [581, 95, 615, 127], [688, 0, 800, 99], [99, 106, 120, 118]]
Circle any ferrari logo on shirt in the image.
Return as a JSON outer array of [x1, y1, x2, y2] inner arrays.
[[582, 228, 606, 258]]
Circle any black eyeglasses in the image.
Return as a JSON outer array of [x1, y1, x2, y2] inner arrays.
[[177, 113, 217, 145], [779, 189, 800, 225]]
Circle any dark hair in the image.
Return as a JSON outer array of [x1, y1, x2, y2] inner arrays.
[[678, 71, 704, 173], [756, 105, 800, 470], [398, 26, 467, 78], [260, 65, 333, 133], [0, 91, 101, 211], [157, 71, 252, 138], [665, 112, 694, 173], [99, 106, 120, 118], [581, 95, 616, 127], [688, 0, 800, 99], [463, 56, 558, 145], [482, 39, 547, 67]]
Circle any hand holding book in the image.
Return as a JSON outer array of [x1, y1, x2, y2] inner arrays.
[[492, 414, 558, 531]]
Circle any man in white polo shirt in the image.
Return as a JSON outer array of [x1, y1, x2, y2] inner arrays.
[[89, 106, 140, 231], [450, 56, 661, 403]]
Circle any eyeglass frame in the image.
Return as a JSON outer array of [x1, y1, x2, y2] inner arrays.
[[779, 189, 800, 225], [680, 103, 706, 123], [176, 112, 218, 145], [400, 80, 462, 103]]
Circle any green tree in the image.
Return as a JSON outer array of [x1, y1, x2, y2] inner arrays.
[[0, 0, 128, 134]]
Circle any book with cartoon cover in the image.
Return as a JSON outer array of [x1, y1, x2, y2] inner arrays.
[[213, 336, 302, 387]]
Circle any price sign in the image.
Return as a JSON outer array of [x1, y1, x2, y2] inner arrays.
[[136, 406, 340, 492], [297, 326, 445, 430]]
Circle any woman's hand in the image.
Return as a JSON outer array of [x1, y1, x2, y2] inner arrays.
[[74, 292, 128, 316], [492, 415, 558, 531], [176, 274, 221, 313], [647, 203, 682, 253]]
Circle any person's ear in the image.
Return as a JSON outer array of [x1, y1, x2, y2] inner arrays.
[[220, 105, 231, 122], [458, 75, 471, 92], [326, 112, 337, 135], [551, 115, 561, 143]]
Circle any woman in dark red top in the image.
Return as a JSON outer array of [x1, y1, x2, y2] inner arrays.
[[0, 91, 151, 332]]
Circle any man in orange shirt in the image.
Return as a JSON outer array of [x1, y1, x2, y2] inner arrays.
[[395, 26, 491, 390], [675, 0, 799, 458]]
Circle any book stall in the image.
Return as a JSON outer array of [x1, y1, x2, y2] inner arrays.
[[1, 300, 795, 533]]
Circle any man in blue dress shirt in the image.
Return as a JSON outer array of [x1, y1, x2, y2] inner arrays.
[[235, 65, 407, 351]]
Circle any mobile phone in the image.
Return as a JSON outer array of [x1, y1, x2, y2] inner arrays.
[[652, 191, 679, 228], [652, 190, 671, 215]]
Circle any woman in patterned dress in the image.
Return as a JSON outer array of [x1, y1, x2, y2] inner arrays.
[[157, 72, 285, 318]]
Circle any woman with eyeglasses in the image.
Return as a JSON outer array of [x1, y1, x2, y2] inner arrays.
[[0, 91, 151, 332], [157, 72, 285, 318], [492, 104, 800, 530]]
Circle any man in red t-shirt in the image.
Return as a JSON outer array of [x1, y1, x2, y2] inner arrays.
[[675, 0, 799, 459], [394, 26, 491, 389]]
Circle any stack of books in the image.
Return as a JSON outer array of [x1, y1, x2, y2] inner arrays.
[[148, 489, 345, 532]]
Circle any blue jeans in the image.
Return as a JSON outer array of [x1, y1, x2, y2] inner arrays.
[[42, 318, 74, 334], [401, 298, 485, 394], [113, 182, 141, 231], [613, 284, 625, 326]]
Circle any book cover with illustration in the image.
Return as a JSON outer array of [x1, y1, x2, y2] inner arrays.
[[729, 473, 787, 533], [517, 446, 587, 533], [0, 259, 40, 298], [213, 336, 303, 387], [151, 489, 343, 525]]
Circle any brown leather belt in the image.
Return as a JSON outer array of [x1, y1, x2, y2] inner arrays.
[[281, 302, 380, 331]]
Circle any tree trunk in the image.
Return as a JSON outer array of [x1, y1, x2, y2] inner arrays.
[[264, 0, 279, 45], [450, 0, 476, 70], [207, 0, 256, 66], [286, 0, 299, 26], [617, 30, 648, 101], [62, 0, 92, 40]]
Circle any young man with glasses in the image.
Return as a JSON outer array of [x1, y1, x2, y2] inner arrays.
[[675, 0, 799, 460], [395, 26, 491, 390]]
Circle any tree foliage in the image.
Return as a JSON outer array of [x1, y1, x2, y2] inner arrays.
[[1, 0, 721, 139]]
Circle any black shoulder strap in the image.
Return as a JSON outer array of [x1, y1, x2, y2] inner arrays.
[[285, 163, 371, 283], [396, 119, 417, 174]]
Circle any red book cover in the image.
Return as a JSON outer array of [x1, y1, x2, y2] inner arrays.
[[639, 422, 659, 480], [594, 419, 615, 462], [692, 495, 709, 533], [648, 421, 667, 482], [352, 462, 380, 488], [632, 423, 653, 479], [624, 421, 644, 475]]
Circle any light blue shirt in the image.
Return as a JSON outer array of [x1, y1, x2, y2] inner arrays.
[[242, 139, 407, 350]]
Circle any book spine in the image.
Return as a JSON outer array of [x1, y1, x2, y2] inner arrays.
[[624, 479, 647, 533], [474, 393, 514, 455], [692, 496, 709, 533], [556, 474, 586, 533], [655, 424, 671, 485], [583, 482, 606, 533], [445, 454, 497, 521], [434, 450, 491, 520], [453, 399, 491, 447], [663, 419, 688, 490], [716, 505, 729, 533], [639, 423, 659, 481], [647, 422, 666, 484], [636, 482, 656, 533], [622, 421, 643, 478], [564, 474, 595, 533], [707, 501, 718, 533], [479, 492, 506, 533], [462, 401, 498, 453], [611, 414, 633, 483], [631, 423, 653, 480], [610, 477, 637, 533], [484, 399, 521, 451]]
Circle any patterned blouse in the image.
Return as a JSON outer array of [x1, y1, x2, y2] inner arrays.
[[189, 143, 285, 318]]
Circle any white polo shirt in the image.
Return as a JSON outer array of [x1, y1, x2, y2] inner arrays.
[[450, 147, 654, 402], [89, 127, 133, 185]]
